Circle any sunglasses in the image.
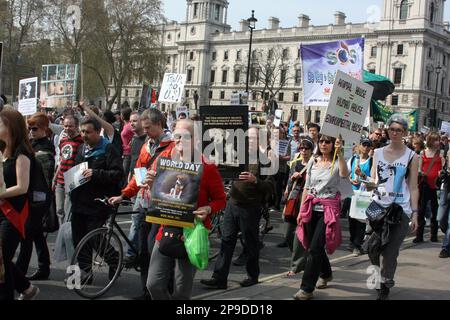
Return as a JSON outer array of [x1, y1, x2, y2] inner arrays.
[[299, 147, 311, 150], [28, 127, 39, 131], [319, 140, 332, 145]]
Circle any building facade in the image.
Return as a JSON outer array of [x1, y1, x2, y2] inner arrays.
[[110, 0, 450, 128]]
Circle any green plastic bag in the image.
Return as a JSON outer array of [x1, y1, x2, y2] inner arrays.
[[183, 220, 209, 270]]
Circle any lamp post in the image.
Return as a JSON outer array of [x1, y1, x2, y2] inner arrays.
[[245, 10, 257, 94], [433, 64, 442, 129]]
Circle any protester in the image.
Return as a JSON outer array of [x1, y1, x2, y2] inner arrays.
[[16, 113, 54, 281], [0, 109, 39, 300], [70, 118, 123, 284], [411, 136, 425, 155], [366, 114, 418, 300], [201, 126, 274, 289], [120, 108, 134, 180], [307, 123, 320, 153], [292, 134, 348, 300], [414, 132, 443, 243], [145, 119, 226, 300]]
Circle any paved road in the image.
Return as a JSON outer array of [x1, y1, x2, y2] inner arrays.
[[20, 209, 446, 300]]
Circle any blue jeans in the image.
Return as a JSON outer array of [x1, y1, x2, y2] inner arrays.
[[126, 211, 144, 257], [442, 209, 450, 252]]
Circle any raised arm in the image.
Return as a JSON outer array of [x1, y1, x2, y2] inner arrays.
[[79, 101, 114, 139]]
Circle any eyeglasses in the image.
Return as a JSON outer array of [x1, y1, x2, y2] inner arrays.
[[28, 127, 39, 132], [299, 147, 311, 150], [388, 128, 404, 134], [319, 140, 332, 145]]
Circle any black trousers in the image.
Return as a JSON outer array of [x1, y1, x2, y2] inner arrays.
[[300, 211, 332, 293], [16, 209, 50, 275], [138, 215, 160, 293], [0, 216, 30, 300], [417, 184, 439, 240], [348, 216, 366, 249], [213, 202, 262, 283]]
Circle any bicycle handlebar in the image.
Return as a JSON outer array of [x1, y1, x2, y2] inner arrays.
[[94, 197, 134, 208]]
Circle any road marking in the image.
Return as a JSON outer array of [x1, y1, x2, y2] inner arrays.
[[192, 234, 421, 300]]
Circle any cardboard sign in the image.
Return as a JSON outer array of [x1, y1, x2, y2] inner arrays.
[[18, 77, 38, 116], [158, 73, 186, 103], [440, 121, 450, 135], [278, 139, 289, 157], [176, 106, 189, 119], [145, 158, 203, 228], [40, 64, 78, 109], [321, 70, 373, 142], [421, 126, 430, 135], [274, 109, 284, 128]]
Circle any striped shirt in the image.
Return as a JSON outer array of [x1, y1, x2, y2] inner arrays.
[[56, 134, 84, 185]]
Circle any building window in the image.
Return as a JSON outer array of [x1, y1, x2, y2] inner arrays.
[[212, 51, 216, 61], [166, 56, 171, 64], [185, 89, 190, 98], [293, 92, 299, 102], [399, 0, 408, 20], [224, 50, 229, 61], [136, 90, 140, 97], [268, 49, 274, 60], [292, 109, 298, 121], [442, 102, 445, 112], [222, 70, 228, 84], [167, 34, 171, 41], [314, 110, 321, 123], [391, 95, 399, 105], [280, 69, 287, 84], [209, 90, 213, 99], [108, 89, 111, 96], [441, 77, 445, 93], [444, 55, 447, 66], [193, 3, 199, 18], [214, 4, 220, 20], [402, 94, 408, 103], [234, 70, 240, 83], [278, 92, 284, 101], [252, 50, 257, 60], [282, 48, 289, 59], [125, 89, 128, 97], [252, 92, 257, 100], [427, 71, 432, 89], [369, 68, 376, 74], [430, 2, 435, 23], [397, 44, 404, 55], [295, 69, 302, 84], [187, 69, 193, 82], [210, 70, 215, 83], [190, 52, 195, 60], [236, 50, 241, 61], [220, 90, 225, 99], [371, 46, 377, 57], [428, 47, 433, 58], [264, 92, 270, 101], [394, 68, 402, 84]]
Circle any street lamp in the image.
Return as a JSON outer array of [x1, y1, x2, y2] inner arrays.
[[245, 10, 257, 94], [433, 64, 442, 129]]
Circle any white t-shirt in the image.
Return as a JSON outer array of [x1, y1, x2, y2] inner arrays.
[[373, 147, 414, 217]]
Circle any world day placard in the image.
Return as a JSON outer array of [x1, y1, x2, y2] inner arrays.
[[146, 158, 203, 228], [321, 70, 373, 143]]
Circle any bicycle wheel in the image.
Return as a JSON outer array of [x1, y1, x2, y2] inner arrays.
[[71, 227, 123, 299]]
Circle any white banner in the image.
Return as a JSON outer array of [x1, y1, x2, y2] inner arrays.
[[18, 77, 38, 116], [440, 121, 450, 135], [321, 70, 373, 143], [274, 109, 284, 128], [158, 73, 186, 103], [63, 162, 89, 193]]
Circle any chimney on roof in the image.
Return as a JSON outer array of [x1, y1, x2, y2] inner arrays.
[[334, 11, 346, 25], [240, 19, 249, 32], [298, 14, 310, 28], [268, 17, 280, 29]]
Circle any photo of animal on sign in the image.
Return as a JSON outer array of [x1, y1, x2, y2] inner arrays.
[[321, 70, 373, 142]]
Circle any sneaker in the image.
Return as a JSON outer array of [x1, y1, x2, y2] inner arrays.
[[439, 249, 449, 258], [17, 285, 40, 300], [430, 236, 438, 243], [316, 276, 333, 289], [200, 278, 227, 290], [352, 248, 363, 257], [239, 277, 258, 287], [376, 284, 390, 300], [346, 244, 354, 252], [293, 289, 313, 300], [412, 238, 424, 244]]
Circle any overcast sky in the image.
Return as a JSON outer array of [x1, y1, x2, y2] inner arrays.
[[162, 0, 450, 30]]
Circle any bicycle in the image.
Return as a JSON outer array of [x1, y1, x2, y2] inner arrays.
[[70, 197, 140, 299]]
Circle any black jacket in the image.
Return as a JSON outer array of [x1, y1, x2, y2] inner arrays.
[[31, 137, 55, 187], [71, 142, 123, 217]]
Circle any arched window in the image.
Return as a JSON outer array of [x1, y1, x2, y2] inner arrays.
[[430, 2, 435, 23], [399, 0, 408, 20]]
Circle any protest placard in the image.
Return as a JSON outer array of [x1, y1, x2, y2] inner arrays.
[[321, 70, 373, 143], [63, 162, 89, 193], [158, 73, 186, 103], [421, 126, 430, 135], [145, 158, 203, 228], [18, 77, 38, 116], [176, 106, 189, 119], [278, 139, 289, 157], [249, 112, 267, 126], [40, 64, 78, 109], [440, 121, 450, 135], [274, 109, 283, 127]]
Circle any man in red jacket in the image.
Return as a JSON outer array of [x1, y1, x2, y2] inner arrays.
[[109, 108, 171, 300]]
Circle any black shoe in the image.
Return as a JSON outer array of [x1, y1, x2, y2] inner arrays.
[[376, 284, 390, 300], [276, 241, 288, 248], [200, 278, 227, 289], [27, 270, 50, 281], [232, 254, 248, 266], [439, 249, 449, 258], [430, 236, 438, 243], [239, 277, 258, 287], [412, 238, 424, 244]]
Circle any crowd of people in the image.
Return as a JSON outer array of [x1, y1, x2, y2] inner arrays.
[[0, 98, 449, 301]]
